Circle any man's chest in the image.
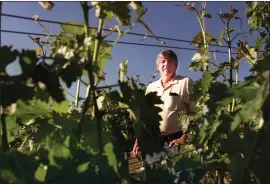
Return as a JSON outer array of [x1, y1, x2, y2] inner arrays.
[[154, 83, 186, 112]]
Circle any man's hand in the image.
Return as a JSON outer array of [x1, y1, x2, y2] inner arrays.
[[132, 138, 140, 157], [169, 134, 188, 147]]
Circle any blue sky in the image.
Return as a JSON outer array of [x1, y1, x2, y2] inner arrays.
[[2, 2, 259, 101]]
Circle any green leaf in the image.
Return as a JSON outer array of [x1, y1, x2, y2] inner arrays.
[[0, 151, 40, 183], [52, 111, 80, 136], [229, 153, 245, 184], [61, 21, 85, 36], [252, 149, 269, 184], [103, 143, 118, 174], [8, 99, 51, 126], [119, 60, 129, 82], [201, 71, 214, 93], [232, 8, 238, 14], [6, 116, 21, 143], [129, 2, 145, 16], [97, 96, 105, 110], [220, 30, 225, 39], [31, 118, 55, 143], [81, 119, 111, 153], [35, 87, 51, 103], [221, 13, 233, 19], [250, 54, 270, 73], [208, 82, 231, 111], [1, 82, 35, 108], [35, 47, 42, 56], [54, 33, 72, 45], [51, 54, 68, 71], [0, 153, 19, 184], [216, 39, 222, 46], [46, 134, 73, 167], [198, 119, 209, 144], [32, 64, 65, 103], [220, 130, 257, 156], [191, 32, 216, 45], [262, 95, 270, 122], [38, 145, 99, 182], [220, 85, 257, 106], [234, 15, 241, 20], [19, 50, 38, 77], [96, 41, 113, 72], [226, 28, 236, 35], [76, 161, 90, 173], [243, 44, 257, 65], [190, 52, 210, 72], [0, 46, 19, 75], [171, 156, 201, 171], [60, 62, 83, 88], [96, 2, 131, 25], [189, 61, 204, 72], [52, 99, 70, 114], [231, 78, 269, 131], [191, 52, 210, 63], [34, 163, 47, 182], [245, 2, 270, 35], [117, 74, 164, 155], [204, 13, 212, 18], [131, 92, 164, 154], [96, 154, 119, 182]]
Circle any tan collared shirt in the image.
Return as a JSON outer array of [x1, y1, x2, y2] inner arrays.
[[146, 75, 195, 135]]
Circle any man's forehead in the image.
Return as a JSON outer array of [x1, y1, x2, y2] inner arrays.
[[157, 50, 177, 58], [157, 54, 176, 61]]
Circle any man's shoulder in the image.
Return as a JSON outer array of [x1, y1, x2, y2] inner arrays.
[[147, 80, 160, 91], [174, 75, 193, 83], [148, 80, 160, 86]]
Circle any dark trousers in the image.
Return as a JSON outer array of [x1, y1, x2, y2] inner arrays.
[[163, 131, 183, 144]]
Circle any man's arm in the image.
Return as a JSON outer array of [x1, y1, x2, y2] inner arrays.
[[132, 138, 140, 156], [169, 78, 195, 147]]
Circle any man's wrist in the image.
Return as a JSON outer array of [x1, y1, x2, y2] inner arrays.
[[180, 133, 188, 141]]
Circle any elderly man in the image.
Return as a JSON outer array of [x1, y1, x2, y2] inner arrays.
[[132, 49, 195, 156]]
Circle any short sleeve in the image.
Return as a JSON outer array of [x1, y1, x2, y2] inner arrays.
[[145, 83, 153, 95]]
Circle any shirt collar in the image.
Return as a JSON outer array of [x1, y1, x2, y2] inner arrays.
[[156, 75, 178, 88]]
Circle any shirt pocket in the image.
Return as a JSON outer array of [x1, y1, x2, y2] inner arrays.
[[166, 95, 182, 111]]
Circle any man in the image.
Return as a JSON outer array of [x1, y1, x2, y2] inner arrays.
[[132, 49, 195, 156]]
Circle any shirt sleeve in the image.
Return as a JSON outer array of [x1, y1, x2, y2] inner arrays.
[[145, 83, 152, 95]]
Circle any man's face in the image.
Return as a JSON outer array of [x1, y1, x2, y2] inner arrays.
[[157, 54, 177, 79]]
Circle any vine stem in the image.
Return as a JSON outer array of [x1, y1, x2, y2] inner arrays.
[[74, 79, 81, 108], [0, 2, 8, 152], [193, 9, 206, 49], [77, 1, 90, 140], [231, 67, 239, 112], [218, 13, 234, 112], [1, 114, 9, 152], [0, 1, 1, 46], [193, 2, 209, 71], [201, 2, 207, 50], [225, 18, 235, 113], [91, 17, 105, 153], [78, 2, 104, 153]]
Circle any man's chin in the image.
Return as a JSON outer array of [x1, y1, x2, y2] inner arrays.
[[161, 74, 174, 79]]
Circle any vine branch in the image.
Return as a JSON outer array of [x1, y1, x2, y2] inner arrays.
[[77, 2, 104, 154], [1, 114, 8, 152]]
